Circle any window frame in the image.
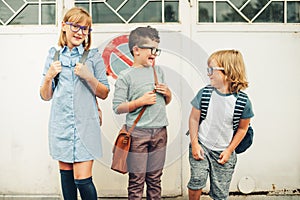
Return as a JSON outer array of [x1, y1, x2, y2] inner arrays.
[[194, 0, 300, 32]]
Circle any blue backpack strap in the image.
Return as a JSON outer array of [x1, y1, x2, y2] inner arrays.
[[185, 85, 213, 136], [200, 85, 214, 122], [233, 91, 248, 130]]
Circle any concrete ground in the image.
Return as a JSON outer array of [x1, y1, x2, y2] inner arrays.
[[1, 195, 300, 200], [101, 196, 300, 200]]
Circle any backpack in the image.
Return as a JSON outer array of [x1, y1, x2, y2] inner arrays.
[[53, 49, 89, 87], [188, 85, 254, 154]]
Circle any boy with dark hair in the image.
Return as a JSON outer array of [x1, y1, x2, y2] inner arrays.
[[113, 26, 172, 199]]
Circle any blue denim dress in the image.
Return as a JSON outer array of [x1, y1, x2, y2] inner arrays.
[[41, 45, 109, 163]]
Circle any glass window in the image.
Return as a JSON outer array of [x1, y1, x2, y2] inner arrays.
[[75, 0, 179, 23], [216, 2, 246, 22], [198, 2, 213, 23], [0, 0, 56, 25], [198, 0, 300, 24], [287, 1, 300, 22], [254, 1, 284, 23]]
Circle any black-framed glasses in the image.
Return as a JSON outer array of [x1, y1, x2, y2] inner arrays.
[[207, 67, 224, 75], [65, 22, 92, 35], [138, 46, 161, 56]]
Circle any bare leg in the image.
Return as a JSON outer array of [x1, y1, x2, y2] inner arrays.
[[188, 188, 202, 200], [73, 160, 93, 179]]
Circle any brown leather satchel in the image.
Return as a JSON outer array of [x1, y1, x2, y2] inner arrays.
[[111, 63, 158, 174], [111, 107, 146, 174]]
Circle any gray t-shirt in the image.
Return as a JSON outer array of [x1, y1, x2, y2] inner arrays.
[[113, 65, 169, 128], [191, 87, 254, 151]]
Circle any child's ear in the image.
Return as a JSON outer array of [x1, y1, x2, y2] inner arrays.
[[132, 46, 140, 56], [61, 21, 67, 32]]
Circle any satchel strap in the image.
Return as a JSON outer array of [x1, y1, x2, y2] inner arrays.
[[128, 63, 158, 134]]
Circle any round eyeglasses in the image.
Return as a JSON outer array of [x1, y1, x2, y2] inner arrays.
[[65, 22, 92, 35], [207, 67, 224, 76], [138, 46, 161, 56]]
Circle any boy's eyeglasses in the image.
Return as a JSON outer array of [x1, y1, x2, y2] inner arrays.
[[138, 46, 161, 56], [65, 22, 92, 35], [207, 67, 224, 75]]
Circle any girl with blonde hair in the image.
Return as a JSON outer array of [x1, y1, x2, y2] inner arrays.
[[40, 7, 109, 200]]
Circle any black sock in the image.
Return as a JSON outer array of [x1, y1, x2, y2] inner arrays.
[[60, 170, 77, 200], [75, 177, 97, 200]]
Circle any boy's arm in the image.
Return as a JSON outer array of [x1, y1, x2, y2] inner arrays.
[[164, 87, 172, 105], [227, 118, 250, 152], [116, 91, 156, 114], [189, 107, 204, 160], [218, 118, 250, 164]]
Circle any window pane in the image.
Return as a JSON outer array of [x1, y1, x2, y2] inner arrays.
[[91, 3, 123, 23], [10, 4, 38, 25], [0, 1, 13, 24], [4, 0, 24, 11], [131, 2, 161, 23], [242, 0, 269, 20], [287, 2, 300, 23], [165, 1, 179, 22], [230, 0, 248, 9], [198, 2, 213, 22], [106, 0, 126, 10], [119, 0, 147, 21], [75, 3, 90, 12], [254, 1, 283, 23], [216, 2, 245, 22], [42, 4, 55, 24]]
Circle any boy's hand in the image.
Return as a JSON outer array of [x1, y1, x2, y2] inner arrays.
[[191, 143, 205, 160], [140, 91, 156, 105], [217, 149, 232, 165], [47, 61, 62, 80], [155, 83, 172, 104], [155, 83, 170, 96], [74, 63, 93, 80]]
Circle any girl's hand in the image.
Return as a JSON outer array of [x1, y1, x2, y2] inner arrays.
[[47, 61, 62, 79], [74, 63, 93, 80], [155, 83, 170, 96], [140, 91, 156, 106]]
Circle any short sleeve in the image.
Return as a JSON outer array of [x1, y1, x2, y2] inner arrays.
[[241, 97, 254, 119], [191, 87, 205, 110], [112, 71, 129, 114], [88, 48, 110, 90]]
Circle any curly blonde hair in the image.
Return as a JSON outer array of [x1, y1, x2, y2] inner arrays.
[[58, 7, 92, 50], [208, 50, 248, 93]]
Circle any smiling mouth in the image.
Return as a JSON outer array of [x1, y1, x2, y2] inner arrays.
[[74, 35, 83, 40]]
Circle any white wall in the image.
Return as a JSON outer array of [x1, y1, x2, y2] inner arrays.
[[0, 26, 299, 198]]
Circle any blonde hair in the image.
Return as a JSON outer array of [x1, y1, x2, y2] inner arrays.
[[208, 50, 248, 93], [58, 7, 92, 50]]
